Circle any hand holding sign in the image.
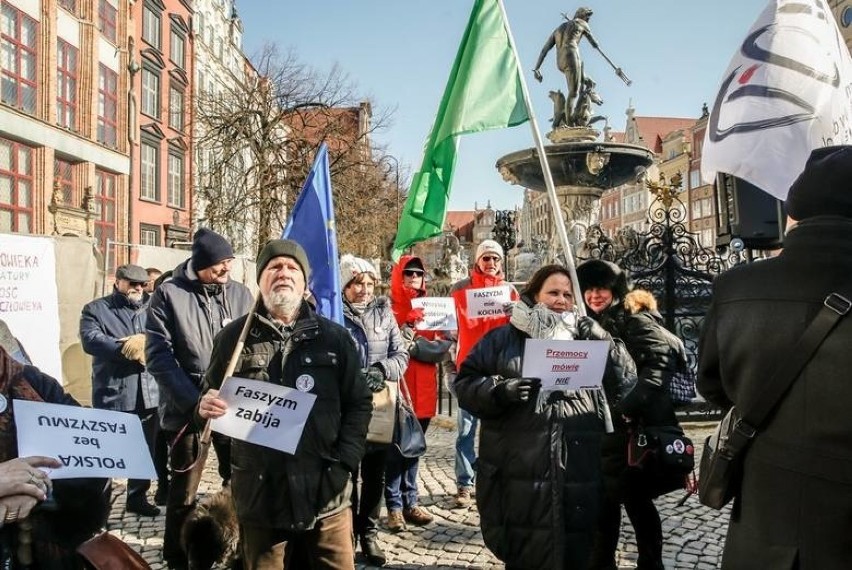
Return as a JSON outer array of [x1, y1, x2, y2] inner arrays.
[[199, 389, 228, 419], [0, 456, 59, 500]]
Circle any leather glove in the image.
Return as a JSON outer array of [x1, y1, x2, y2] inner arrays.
[[365, 366, 386, 392], [405, 308, 425, 325], [494, 377, 541, 404], [576, 316, 612, 341], [120, 334, 146, 364]]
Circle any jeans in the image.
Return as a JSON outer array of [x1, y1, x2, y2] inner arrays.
[[240, 509, 355, 570], [351, 446, 388, 537], [455, 409, 477, 488], [384, 418, 430, 511]]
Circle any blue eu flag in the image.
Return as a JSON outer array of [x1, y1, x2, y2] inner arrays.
[[282, 143, 344, 324]]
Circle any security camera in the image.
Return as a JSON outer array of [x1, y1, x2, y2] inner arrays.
[[730, 237, 745, 252]]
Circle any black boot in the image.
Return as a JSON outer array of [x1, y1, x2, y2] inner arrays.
[[360, 535, 387, 566]]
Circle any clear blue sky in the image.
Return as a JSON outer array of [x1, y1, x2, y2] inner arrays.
[[238, 0, 768, 211]]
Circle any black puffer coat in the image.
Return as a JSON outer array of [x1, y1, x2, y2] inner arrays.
[[454, 323, 635, 570], [591, 289, 685, 498]]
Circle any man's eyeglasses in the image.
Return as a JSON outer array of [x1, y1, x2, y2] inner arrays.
[[480, 255, 501, 263], [403, 269, 424, 277]]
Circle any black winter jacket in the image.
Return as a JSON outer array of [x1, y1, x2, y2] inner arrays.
[[80, 290, 158, 412], [201, 301, 372, 531], [146, 260, 253, 430], [698, 217, 852, 569], [454, 323, 634, 570]]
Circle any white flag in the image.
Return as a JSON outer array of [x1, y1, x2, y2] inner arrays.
[[701, 0, 852, 201]]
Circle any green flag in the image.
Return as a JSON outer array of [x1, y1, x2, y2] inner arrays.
[[392, 0, 529, 260]]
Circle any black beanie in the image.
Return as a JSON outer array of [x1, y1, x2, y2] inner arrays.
[[256, 239, 311, 283], [191, 228, 234, 271], [785, 146, 852, 221], [576, 259, 629, 300]]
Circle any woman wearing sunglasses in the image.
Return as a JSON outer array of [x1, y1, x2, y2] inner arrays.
[[384, 256, 450, 533]]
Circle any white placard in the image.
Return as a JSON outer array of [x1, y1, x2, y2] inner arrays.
[[465, 286, 511, 319], [521, 339, 609, 391], [14, 400, 156, 479], [0, 235, 61, 379], [411, 297, 457, 330], [211, 377, 317, 454]]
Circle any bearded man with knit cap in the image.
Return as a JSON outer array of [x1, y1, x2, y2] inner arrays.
[[146, 228, 253, 570], [698, 146, 852, 569], [198, 239, 372, 570], [449, 239, 518, 508]]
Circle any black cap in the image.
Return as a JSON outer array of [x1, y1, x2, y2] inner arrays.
[[115, 264, 149, 283], [785, 146, 852, 221], [191, 228, 234, 271], [256, 239, 311, 283]]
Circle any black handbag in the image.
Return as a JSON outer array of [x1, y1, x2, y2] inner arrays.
[[628, 425, 695, 474], [699, 293, 851, 509], [393, 380, 426, 458]]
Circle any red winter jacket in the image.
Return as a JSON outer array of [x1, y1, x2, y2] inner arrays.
[[450, 268, 518, 367], [390, 255, 442, 419]]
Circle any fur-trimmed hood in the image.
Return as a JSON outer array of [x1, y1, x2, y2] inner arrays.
[[623, 289, 658, 315]]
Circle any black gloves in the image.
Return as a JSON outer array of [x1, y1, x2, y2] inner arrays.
[[577, 316, 612, 341], [495, 377, 542, 404], [364, 366, 386, 392]]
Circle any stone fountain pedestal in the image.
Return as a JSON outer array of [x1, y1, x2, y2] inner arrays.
[[497, 130, 654, 259]]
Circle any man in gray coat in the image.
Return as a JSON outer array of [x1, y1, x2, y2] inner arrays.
[[80, 263, 160, 516], [698, 146, 852, 569], [147, 229, 254, 570]]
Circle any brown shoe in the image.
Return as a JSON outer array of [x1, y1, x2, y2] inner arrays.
[[386, 509, 406, 533], [453, 486, 473, 509], [402, 505, 433, 526]]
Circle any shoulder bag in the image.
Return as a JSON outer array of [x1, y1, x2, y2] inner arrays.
[[699, 293, 851, 509], [77, 532, 151, 569], [393, 379, 427, 458]]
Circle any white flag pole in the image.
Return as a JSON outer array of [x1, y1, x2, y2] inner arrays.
[[496, 0, 613, 432], [495, 0, 585, 318]]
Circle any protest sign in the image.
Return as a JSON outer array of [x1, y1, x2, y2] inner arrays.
[[465, 286, 511, 319], [14, 400, 156, 479], [0, 235, 61, 378], [211, 376, 317, 454], [411, 297, 457, 330], [521, 339, 609, 391]]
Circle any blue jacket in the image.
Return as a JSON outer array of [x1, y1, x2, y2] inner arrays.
[[80, 289, 158, 412], [342, 296, 408, 380], [146, 259, 254, 430]]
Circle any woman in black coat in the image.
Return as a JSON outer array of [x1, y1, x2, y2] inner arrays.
[[578, 260, 686, 570], [454, 265, 635, 570]]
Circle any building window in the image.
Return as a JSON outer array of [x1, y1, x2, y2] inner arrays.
[[142, 4, 161, 48], [167, 152, 184, 208], [98, 65, 118, 147], [689, 168, 701, 190], [141, 68, 159, 118], [168, 87, 183, 131], [54, 158, 76, 205], [58, 0, 77, 13], [170, 28, 185, 69], [56, 39, 78, 130], [140, 223, 160, 246], [0, 2, 38, 114], [94, 169, 117, 269], [0, 137, 33, 233], [98, 0, 117, 44], [140, 142, 159, 201]]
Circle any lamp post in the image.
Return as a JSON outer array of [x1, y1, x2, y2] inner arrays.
[[377, 154, 402, 233]]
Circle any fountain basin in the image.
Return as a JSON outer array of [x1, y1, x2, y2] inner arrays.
[[496, 141, 655, 192]]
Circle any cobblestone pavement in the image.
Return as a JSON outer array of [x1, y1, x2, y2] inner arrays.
[[110, 421, 729, 569]]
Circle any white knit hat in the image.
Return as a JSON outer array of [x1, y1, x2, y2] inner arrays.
[[475, 239, 504, 262], [339, 254, 378, 286]]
